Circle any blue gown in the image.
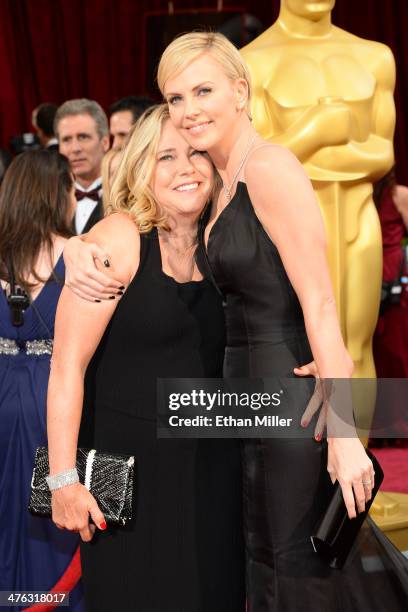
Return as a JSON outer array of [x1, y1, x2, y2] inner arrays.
[[0, 255, 83, 611]]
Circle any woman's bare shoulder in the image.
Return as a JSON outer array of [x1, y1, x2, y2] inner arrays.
[[245, 141, 308, 190], [86, 212, 139, 243]]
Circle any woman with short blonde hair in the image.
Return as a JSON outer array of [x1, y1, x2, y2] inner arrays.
[[157, 31, 252, 115]]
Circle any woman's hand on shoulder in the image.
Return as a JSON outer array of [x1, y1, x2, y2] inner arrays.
[[64, 213, 139, 301], [85, 213, 140, 294], [63, 234, 117, 301]]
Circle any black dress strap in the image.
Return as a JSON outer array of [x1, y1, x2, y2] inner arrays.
[[139, 226, 162, 276], [196, 208, 224, 298]]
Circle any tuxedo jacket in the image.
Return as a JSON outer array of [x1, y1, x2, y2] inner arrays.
[[73, 198, 104, 235]]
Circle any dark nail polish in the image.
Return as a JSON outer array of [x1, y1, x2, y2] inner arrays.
[[94, 299, 101, 303], [103, 259, 110, 268], [117, 290, 124, 296], [119, 285, 125, 290], [109, 295, 115, 300]]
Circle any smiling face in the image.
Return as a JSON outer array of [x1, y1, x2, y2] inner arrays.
[[150, 119, 214, 220], [57, 113, 109, 187], [163, 53, 248, 155]]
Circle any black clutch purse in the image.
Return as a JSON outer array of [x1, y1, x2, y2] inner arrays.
[[311, 448, 384, 569], [29, 447, 135, 525]]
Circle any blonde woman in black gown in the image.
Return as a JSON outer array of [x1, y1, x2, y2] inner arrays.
[[63, 34, 408, 611]]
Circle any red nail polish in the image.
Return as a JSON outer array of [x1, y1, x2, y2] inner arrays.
[[100, 521, 107, 530], [315, 433, 322, 442], [301, 420, 309, 428]]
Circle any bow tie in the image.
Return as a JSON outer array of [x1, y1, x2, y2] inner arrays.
[[75, 186, 101, 202]]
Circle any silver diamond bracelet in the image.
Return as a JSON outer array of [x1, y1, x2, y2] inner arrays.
[[46, 468, 79, 491]]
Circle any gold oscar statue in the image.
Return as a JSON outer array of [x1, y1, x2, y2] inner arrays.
[[241, 0, 396, 378], [241, 1, 408, 548]]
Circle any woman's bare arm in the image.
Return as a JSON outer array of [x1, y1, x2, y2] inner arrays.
[[245, 146, 374, 518], [48, 213, 140, 540], [246, 146, 351, 377]]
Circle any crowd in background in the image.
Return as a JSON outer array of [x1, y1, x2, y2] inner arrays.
[[0, 94, 153, 610]]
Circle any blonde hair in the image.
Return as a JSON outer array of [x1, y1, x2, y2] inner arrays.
[[157, 31, 252, 115], [109, 104, 171, 232], [101, 149, 121, 210], [109, 102, 220, 231]]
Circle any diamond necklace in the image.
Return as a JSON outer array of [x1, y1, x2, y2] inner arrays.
[[222, 132, 257, 202]]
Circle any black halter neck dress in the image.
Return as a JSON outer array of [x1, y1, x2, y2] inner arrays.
[[80, 228, 246, 612]]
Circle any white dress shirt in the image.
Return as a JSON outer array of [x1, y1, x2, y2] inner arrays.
[[74, 178, 102, 235], [46, 138, 58, 148]]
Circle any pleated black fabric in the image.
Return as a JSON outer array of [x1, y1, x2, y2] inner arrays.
[[79, 228, 245, 612], [198, 181, 408, 612]]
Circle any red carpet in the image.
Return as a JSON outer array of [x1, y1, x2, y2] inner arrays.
[[24, 546, 82, 612], [370, 447, 408, 493]]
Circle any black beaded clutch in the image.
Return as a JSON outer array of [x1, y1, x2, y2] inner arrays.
[[29, 447, 135, 525], [311, 448, 384, 569]]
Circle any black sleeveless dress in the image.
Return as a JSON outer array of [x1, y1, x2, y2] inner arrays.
[[79, 228, 245, 612], [198, 181, 408, 611]]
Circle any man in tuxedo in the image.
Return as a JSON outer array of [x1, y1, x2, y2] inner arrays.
[[109, 95, 153, 151], [32, 103, 58, 150], [55, 99, 109, 234]]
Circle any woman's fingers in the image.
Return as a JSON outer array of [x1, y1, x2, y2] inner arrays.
[[300, 379, 322, 427], [362, 465, 375, 502], [297, 361, 321, 430], [55, 522, 65, 530], [66, 270, 123, 296], [88, 244, 111, 268], [65, 273, 125, 301], [65, 285, 101, 303], [88, 499, 107, 532], [328, 442, 375, 518], [313, 400, 328, 442], [352, 479, 368, 514], [79, 523, 95, 542], [63, 236, 124, 299], [293, 360, 318, 377], [342, 481, 358, 519], [51, 485, 106, 541]]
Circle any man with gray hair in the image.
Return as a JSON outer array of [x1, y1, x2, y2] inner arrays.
[[55, 98, 109, 234]]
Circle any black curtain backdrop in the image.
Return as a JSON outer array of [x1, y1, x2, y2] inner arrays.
[[0, 0, 407, 180]]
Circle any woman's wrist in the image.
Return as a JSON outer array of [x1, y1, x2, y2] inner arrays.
[[46, 467, 79, 491]]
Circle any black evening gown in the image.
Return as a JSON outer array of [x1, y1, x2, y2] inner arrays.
[[198, 181, 408, 611], [79, 228, 245, 612]]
